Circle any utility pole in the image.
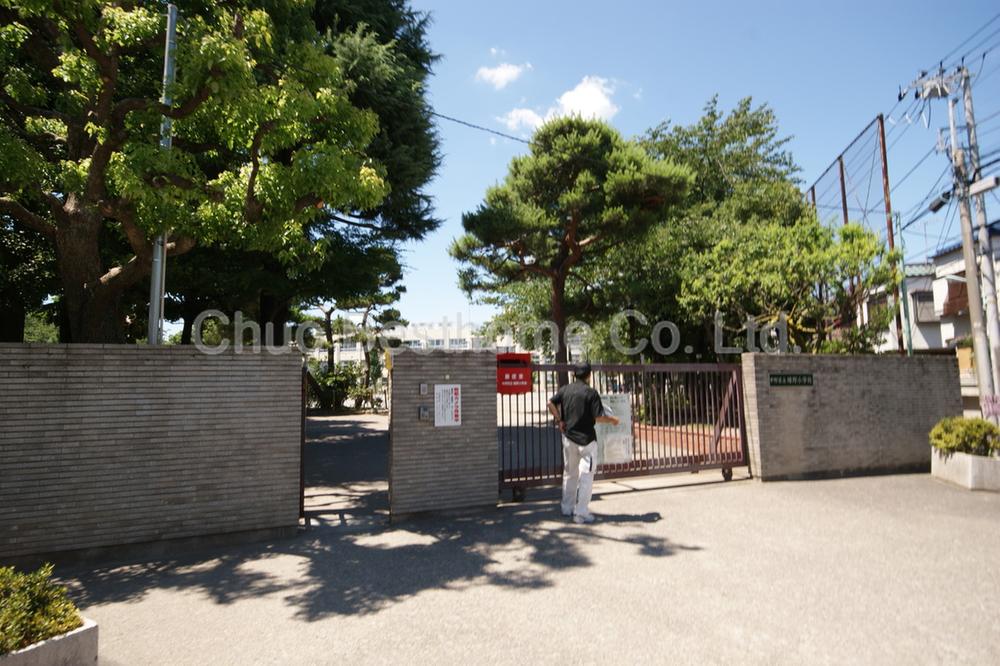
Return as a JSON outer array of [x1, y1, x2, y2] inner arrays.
[[894, 212, 914, 357], [948, 96, 996, 409], [877, 113, 905, 353], [147, 4, 178, 345], [961, 67, 1000, 391]]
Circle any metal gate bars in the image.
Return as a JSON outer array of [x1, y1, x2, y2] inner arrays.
[[497, 363, 750, 493]]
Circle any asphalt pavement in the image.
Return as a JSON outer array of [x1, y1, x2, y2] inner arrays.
[[59, 415, 1000, 665]]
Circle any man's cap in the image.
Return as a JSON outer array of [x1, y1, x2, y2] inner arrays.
[[573, 361, 592, 379]]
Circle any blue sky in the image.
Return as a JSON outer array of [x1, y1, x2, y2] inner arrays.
[[395, 0, 1000, 327]]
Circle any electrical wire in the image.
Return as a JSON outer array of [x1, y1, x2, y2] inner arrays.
[[891, 145, 938, 196], [952, 24, 1000, 68], [974, 60, 1000, 87], [935, 196, 958, 254], [430, 111, 531, 145], [935, 12, 1000, 71]]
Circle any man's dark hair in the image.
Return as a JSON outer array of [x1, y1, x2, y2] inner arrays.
[[573, 361, 592, 380]]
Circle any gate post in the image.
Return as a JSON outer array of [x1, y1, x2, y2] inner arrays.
[[388, 349, 497, 519]]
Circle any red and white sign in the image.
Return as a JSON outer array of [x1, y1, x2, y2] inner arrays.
[[434, 384, 461, 427], [497, 352, 532, 394]]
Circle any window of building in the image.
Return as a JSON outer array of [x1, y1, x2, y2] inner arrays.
[[428, 338, 445, 347], [404, 339, 423, 348], [340, 341, 357, 351], [912, 291, 937, 323], [867, 294, 888, 324], [449, 338, 470, 349]]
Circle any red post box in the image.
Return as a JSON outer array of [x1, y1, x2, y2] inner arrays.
[[497, 352, 532, 394]]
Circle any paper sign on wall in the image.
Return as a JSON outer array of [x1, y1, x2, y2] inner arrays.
[[596, 393, 633, 466], [434, 384, 461, 427]]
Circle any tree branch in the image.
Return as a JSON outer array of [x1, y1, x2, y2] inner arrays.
[[329, 213, 382, 231], [244, 120, 276, 222], [0, 82, 73, 124], [71, 20, 115, 77], [295, 194, 324, 212], [118, 216, 150, 259], [0, 197, 57, 239], [166, 235, 196, 256], [111, 65, 223, 126], [144, 172, 224, 201]]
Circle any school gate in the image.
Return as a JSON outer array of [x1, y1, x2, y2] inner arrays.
[[388, 352, 749, 517], [497, 362, 750, 497]]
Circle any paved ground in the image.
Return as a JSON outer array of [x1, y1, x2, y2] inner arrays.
[[60, 415, 1000, 664]]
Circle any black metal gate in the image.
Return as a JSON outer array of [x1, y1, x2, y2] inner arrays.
[[498, 363, 750, 492]]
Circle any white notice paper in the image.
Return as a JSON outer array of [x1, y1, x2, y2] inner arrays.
[[434, 384, 461, 427], [596, 393, 633, 465]]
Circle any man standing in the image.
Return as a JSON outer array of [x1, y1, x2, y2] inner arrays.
[[547, 362, 620, 523]]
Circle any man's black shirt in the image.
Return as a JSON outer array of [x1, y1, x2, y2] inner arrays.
[[550, 380, 605, 446]]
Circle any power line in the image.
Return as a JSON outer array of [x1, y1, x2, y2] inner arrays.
[[431, 111, 530, 145], [934, 195, 958, 254], [936, 12, 1000, 70], [953, 24, 1000, 67], [891, 145, 937, 195], [901, 163, 951, 227]]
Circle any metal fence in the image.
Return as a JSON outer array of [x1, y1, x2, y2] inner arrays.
[[498, 363, 750, 491]]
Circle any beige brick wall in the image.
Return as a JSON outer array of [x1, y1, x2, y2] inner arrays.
[[0, 344, 302, 560], [741, 352, 962, 480], [389, 350, 497, 517]]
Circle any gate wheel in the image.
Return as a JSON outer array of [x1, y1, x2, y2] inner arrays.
[[722, 467, 733, 481], [512, 487, 526, 502]]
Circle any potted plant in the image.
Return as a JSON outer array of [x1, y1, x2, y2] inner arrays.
[[0, 564, 97, 664], [929, 416, 1000, 491]]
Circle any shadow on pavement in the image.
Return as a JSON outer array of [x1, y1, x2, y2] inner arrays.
[[303, 414, 389, 526], [62, 502, 700, 621], [60, 414, 701, 621]]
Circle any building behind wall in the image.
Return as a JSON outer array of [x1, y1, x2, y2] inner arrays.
[[862, 220, 1000, 416]]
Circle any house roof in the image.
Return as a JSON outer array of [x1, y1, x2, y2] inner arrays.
[[904, 262, 935, 277], [932, 219, 1000, 258]]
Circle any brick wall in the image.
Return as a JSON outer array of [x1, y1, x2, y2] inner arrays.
[[741, 352, 962, 480], [0, 344, 302, 561], [389, 350, 496, 517]]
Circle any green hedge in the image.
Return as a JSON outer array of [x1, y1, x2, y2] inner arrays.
[[929, 417, 1000, 457], [0, 564, 83, 655]]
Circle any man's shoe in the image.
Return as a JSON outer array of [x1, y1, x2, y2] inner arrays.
[[573, 514, 595, 524]]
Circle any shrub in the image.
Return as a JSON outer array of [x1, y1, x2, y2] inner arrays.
[[929, 417, 1000, 457], [0, 564, 82, 655]]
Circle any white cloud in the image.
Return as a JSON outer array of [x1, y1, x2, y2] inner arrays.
[[498, 107, 545, 132], [633, 87, 643, 101], [497, 75, 620, 134], [552, 76, 619, 121], [489, 47, 506, 58], [475, 62, 532, 90]]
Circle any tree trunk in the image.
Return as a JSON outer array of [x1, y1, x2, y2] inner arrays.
[[259, 292, 290, 347], [0, 299, 26, 342], [551, 274, 569, 385], [55, 222, 129, 343], [324, 310, 334, 370], [180, 313, 194, 345]]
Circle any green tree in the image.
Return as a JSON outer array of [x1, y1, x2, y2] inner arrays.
[[451, 117, 692, 364], [0, 1, 389, 342], [477, 98, 898, 360], [0, 217, 56, 341], [680, 220, 899, 354], [164, 0, 441, 342]]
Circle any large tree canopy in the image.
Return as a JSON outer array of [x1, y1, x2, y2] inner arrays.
[[475, 98, 899, 361], [0, 1, 392, 341], [451, 116, 692, 364], [163, 0, 441, 345]]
